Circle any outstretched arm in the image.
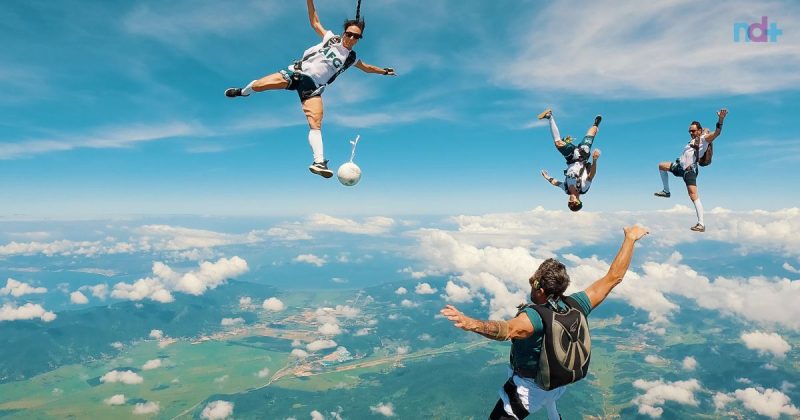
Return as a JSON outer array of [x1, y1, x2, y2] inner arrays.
[[540, 169, 563, 188], [584, 225, 649, 309], [440, 304, 534, 341], [355, 60, 396, 75], [587, 150, 600, 181], [704, 108, 728, 143], [306, 0, 326, 37]]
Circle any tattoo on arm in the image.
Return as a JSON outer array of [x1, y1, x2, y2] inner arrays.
[[470, 320, 509, 341]]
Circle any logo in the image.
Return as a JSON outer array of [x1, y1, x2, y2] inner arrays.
[[734, 16, 782, 42]]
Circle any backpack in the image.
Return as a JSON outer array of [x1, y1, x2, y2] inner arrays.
[[523, 296, 592, 390], [691, 140, 713, 167]]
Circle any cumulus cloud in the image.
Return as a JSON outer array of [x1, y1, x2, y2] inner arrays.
[[318, 323, 342, 336], [370, 402, 395, 417], [306, 214, 395, 235], [734, 388, 800, 419], [310, 410, 325, 420], [133, 401, 160, 415], [100, 370, 143, 385], [86, 284, 109, 300], [239, 296, 252, 308], [644, 355, 666, 365], [293, 254, 327, 267], [632, 379, 701, 418], [104, 394, 126, 406], [443, 280, 472, 303], [111, 341, 124, 350], [394, 287, 407, 295], [1, 278, 47, 297], [0, 303, 57, 322], [221, 317, 244, 326], [257, 368, 270, 378], [70, 291, 89, 304], [354, 328, 370, 336], [682, 356, 697, 371], [142, 359, 163, 370], [149, 329, 164, 339], [400, 299, 416, 308], [201, 400, 234, 419], [741, 331, 791, 359], [262, 297, 285, 311], [713, 392, 734, 410], [307, 339, 337, 352], [291, 349, 309, 359], [111, 257, 248, 303], [414, 283, 437, 295]]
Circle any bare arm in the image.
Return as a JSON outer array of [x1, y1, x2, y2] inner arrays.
[[584, 225, 649, 309], [704, 108, 728, 143], [587, 150, 600, 181], [540, 169, 563, 188], [354, 60, 396, 75], [306, 0, 326, 37], [440, 304, 534, 341]]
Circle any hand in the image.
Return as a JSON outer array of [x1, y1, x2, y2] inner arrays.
[[717, 108, 728, 120], [592, 149, 601, 160], [383, 67, 396, 76], [623, 225, 649, 241], [540, 169, 550, 179], [440, 305, 473, 331]]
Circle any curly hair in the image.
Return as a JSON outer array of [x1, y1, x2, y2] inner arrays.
[[529, 258, 570, 298]]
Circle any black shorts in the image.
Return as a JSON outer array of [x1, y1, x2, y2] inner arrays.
[[280, 69, 323, 101], [670, 160, 698, 187]]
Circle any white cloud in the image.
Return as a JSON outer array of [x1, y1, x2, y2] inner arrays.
[[682, 356, 697, 371], [104, 394, 126, 406], [294, 254, 327, 267], [257, 368, 270, 378], [100, 370, 143, 385], [111, 256, 248, 303], [149, 329, 164, 339], [783, 262, 800, 274], [291, 349, 309, 359], [496, 2, 800, 98], [265, 227, 312, 241], [443, 280, 472, 303], [307, 339, 337, 352], [213, 374, 228, 383], [394, 287, 407, 295], [310, 410, 325, 420], [734, 388, 800, 419], [318, 323, 342, 336], [86, 284, 109, 300], [239, 296, 252, 308], [414, 283, 437, 295], [306, 214, 395, 235], [221, 317, 245, 327], [713, 392, 735, 410], [201, 400, 234, 420], [741, 331, 791, 358], [70, 291, 89, 304], [644, 355, 666, 365], [262, 297, 285, 312], [111, 341, 124, 350], [133, 401, 160, 415], [1, 278, 47, 297], [142, 359, 163, 370], [400, 299, 416, 308], [632, 379, 701, 418], [354, 328, 370, 336], [370, 402, 395, 417], [0, 303, 57, 322]]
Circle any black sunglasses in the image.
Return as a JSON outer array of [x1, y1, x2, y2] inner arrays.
[[344, 31, 362, 40]]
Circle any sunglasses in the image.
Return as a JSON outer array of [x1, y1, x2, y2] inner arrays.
[[344, 31, 362, 40], [688, 129, 698, 133]]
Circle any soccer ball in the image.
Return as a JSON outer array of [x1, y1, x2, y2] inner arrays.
[[337, 162, 362, 186]]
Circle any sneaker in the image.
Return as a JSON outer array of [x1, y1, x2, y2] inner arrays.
[[594, 115, 602, 127], [654, 191, 671, 198], [690, 223, 705, 232], [537, 108, 552, 120], [225, 87, 248, 98], [309, 160, 334, 178]]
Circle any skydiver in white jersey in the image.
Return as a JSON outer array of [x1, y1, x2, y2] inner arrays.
[[224, 0, 396, 178]]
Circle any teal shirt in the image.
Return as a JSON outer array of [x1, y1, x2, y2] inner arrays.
[[509, 291, 593, 377]]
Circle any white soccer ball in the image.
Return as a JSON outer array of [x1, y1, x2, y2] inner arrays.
[[337, 162, 362, 186]]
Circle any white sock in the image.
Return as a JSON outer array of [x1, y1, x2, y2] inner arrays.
[[308, 129, 324, 163], [693, 198, 704, 225], [549, 115, 562, 143], [660, 170, 670, 193], [241, 80, 256, 96]]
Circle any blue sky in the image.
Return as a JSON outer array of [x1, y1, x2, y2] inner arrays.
[[1, 0, 799, 217]]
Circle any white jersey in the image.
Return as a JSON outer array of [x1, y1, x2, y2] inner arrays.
[[293, 31, 355, 86], [561, 162, 591, 194], [679, 134, 709, 170]]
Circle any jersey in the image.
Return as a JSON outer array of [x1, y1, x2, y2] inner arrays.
[[294, 31, 355, 86], [679, 134, 709, 170]]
